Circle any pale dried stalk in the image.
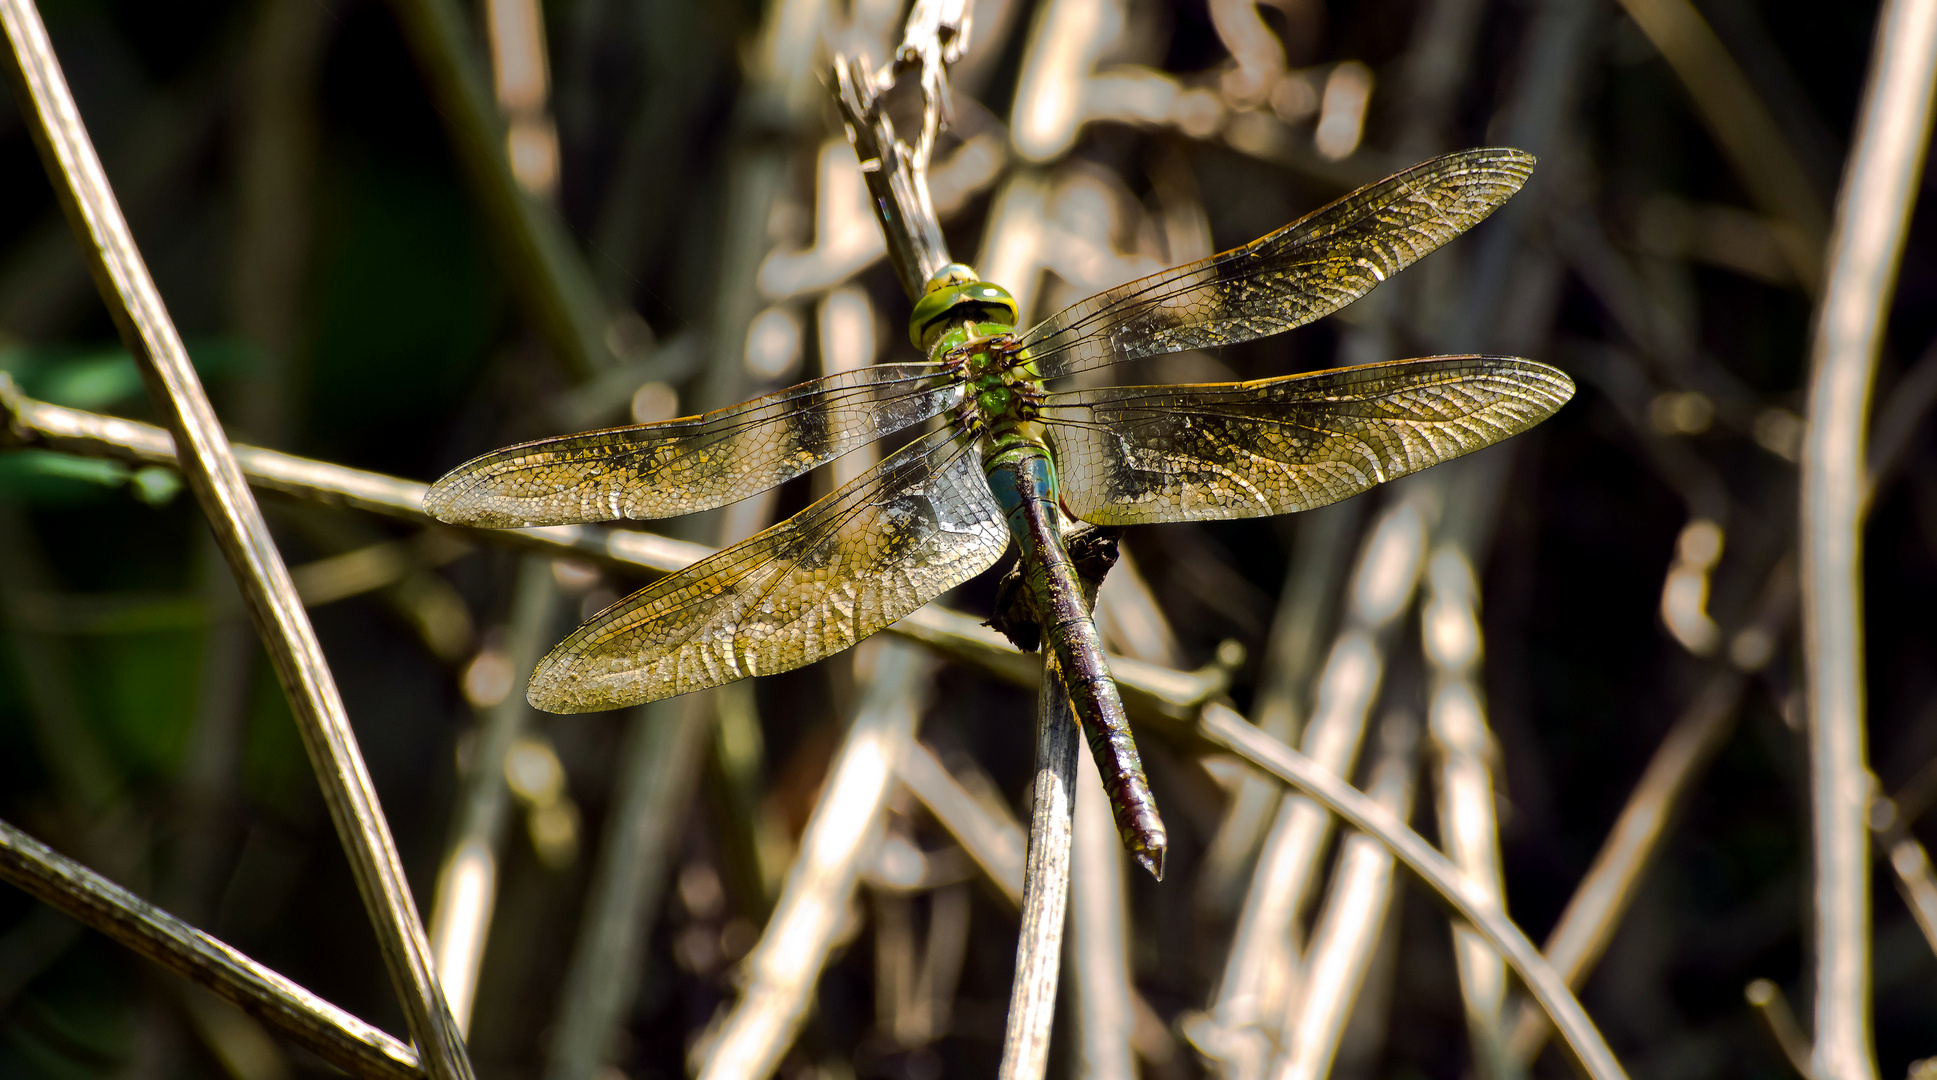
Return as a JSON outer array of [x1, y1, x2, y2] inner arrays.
[[1196, 705, 1630, 1080], [1422, 546, 1515, 1080], [697, 640, 931, 1080], [1195, 491, 1430, 1073], [999, 658, 1082, 1080], [0, 820, 421, 1080], [0, 6, 471, 1076], [1270, 710, 1418, 1080], [1800, 3, 1937, 1078], [1197, 503, 1358, 917], [1870, 798, 1937, 959]]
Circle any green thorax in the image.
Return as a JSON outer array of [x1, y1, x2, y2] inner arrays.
[[912, 264, 1046, 462]]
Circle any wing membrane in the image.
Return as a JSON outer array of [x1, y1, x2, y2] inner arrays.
[[528, 426, 1008, 712], [425, 363, 961, 527], [1041, 357, 1573, 525], [1016, 148, 1534, 380]]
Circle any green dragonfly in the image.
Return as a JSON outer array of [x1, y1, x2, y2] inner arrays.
[[426, 147, 1574, 878]]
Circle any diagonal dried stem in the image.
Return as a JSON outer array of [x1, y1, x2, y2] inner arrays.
[[384, 0, 617, 377], [0, 819, 422, 1080], [0, 6, 472, 1076], [1196, 705, 1631, 1080]]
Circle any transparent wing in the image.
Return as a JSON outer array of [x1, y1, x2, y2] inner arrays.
[[425, 363, 962, 527], [1041, 356, 1574, 525], [528, 426, 1009, 712], [1015, 148, 1534, 381]]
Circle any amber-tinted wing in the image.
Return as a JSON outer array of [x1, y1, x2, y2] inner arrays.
[[1041, 356, 1573, 525], [424, 364, 962, 527], [527, 426, 1009, 712], [1014, 149, 1534, 381]]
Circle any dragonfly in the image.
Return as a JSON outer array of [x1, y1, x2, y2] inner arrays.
[[426, 147, 1574, 879]]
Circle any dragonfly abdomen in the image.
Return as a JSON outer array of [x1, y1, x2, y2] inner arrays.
[[986, 444, 1168, 879]]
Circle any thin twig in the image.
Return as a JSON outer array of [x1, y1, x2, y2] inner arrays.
[[999, 656, 1082, 1080], [1197, 501, 1359, 919], [1746, 979, 1819, 1080], [1800, 3, 1937, 1079], [1868, 798, 1937, 960], [0, 7, 472, 1077], [0, 820, 422, 1080], [1503, 670, 1747, 1064], [1196, 705, 1631, 1080], [898, 741, 1026, 906], [697, 641, 932, 1080]]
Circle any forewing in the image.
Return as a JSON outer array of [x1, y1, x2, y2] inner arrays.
[[527, 426, 1009, 712], [1042, 357, 1574, 525], [1015, 148, 1534, 380], [425, 364, 961, 527]]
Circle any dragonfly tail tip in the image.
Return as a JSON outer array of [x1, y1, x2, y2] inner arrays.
[[1134, 845, 1166, 881]]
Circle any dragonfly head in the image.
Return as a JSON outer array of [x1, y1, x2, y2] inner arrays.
[[910, 264, 1019, 350]]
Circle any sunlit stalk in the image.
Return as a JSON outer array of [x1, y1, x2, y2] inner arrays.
[[999, 657, 1081, 1080], [1800, 3, 1937, 1079]]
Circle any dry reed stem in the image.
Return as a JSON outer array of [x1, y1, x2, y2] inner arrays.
[[1421, 545, 1514, 1080], [1270, 710, 1418, 1080], [0, 820, 422, 1080], [999, 657, 1081, 1080], [697, 641, 930, 1080], [1870, 799, 1937, 957], [1196, 503, 1357, 919], [1800, 3, 1937, 1078], [1197, 705, 1631, 1080], [0, 6, 472, 1076], [1503, 669, 1747, 1067]]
